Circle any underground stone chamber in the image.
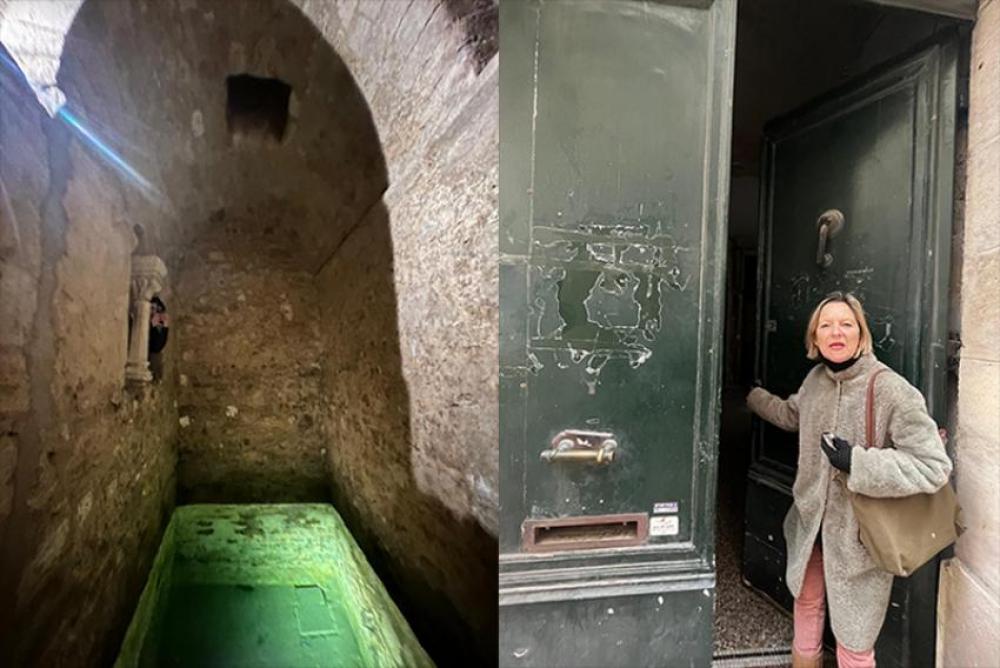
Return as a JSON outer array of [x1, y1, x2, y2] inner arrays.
[[0, 1, 498, 665]]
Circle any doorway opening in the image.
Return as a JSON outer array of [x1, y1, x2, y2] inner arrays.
[[716, 1, 966, 663]]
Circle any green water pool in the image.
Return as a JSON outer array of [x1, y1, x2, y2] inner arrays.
[[115, 504, 433, 668]]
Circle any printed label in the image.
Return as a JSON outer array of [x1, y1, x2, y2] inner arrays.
[[653, 501, 678, 514], [650, 515, 679, 536]]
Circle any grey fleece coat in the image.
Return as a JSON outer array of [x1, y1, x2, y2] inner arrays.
[[747, 353, 952, 651]]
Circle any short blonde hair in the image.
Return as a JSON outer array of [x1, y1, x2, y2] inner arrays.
[[804, 291, 873, 360]]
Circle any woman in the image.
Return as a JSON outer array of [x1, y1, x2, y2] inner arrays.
[[149, 296, 170, 355], [746, 292, 952, 668]]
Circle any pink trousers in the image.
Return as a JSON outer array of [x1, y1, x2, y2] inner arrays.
[[793, 542, 877, 667]]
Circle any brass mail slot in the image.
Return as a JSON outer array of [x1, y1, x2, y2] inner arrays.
[[521, 513, 649, 552]]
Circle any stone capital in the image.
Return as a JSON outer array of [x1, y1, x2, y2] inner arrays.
[[130, 255, 168, 301]]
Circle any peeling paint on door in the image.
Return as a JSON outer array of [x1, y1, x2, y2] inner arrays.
[[526, 216, 694, 393], [583, 271, 641, 329]]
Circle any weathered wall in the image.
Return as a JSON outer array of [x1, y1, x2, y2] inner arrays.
[[53, 0, 389, 270], [45, 0, 500, 536], [304, 4, 499, 661], [3, 0, 500, 531], [383, 56, 499, 536], [47, 0, 386, 507], [318, 201, 497, 665], [0, 57, 178, 665], [173, 204, 329, 503], [938, 0, 1000, 665], [303, 1, 500, 538]]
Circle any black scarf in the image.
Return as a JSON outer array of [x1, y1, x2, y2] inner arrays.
[[820, 354, 860, 373]]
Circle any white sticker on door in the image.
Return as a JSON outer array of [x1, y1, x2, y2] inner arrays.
[[649, 515, 679, 536], [653, 501, 678, 514]]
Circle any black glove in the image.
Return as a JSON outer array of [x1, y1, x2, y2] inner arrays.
[[820, 433, 853, 474]]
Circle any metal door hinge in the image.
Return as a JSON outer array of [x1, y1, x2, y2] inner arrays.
[[947, 332, 962, 372]]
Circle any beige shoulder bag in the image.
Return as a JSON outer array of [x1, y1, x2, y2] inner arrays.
[[848, 369, 962, 577]]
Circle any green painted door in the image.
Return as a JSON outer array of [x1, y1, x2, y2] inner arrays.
[[744, 39, 958, 666], [499, 1, 736, 666]]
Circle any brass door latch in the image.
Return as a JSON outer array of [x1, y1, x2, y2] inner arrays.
[[541, 429, 618, 465]]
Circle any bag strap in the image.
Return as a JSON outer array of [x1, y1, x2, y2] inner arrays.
[[865, 368, 889, 448]]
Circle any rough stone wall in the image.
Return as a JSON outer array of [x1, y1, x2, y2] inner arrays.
[[0, 63, 178, 665], [46, 0, 383, 512], [173, 204, 329, 503], [4, 0, 500, 539], [938, 1, 1000, 665], [318, 202, 497, 665], [384, 56, 499, 537], [49, 0, 501, 535], [304, 2, 499, 662], [444, 0, 500, 73], [303, 0, 500, 539], [53, 0, 388, 269]]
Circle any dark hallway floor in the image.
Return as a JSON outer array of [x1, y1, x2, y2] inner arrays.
[[715, 389, 794, 655]]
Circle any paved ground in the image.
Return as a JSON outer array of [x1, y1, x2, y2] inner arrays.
[[715, 391, 795, 654], [714, 391, 840, 667], [715, 481, 796, 654]]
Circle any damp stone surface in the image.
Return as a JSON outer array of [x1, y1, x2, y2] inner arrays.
[[116, 504, 432, 668]]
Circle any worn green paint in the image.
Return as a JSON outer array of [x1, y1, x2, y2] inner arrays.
[[746, 38, 958, 667], [499, 0, 737, 665], [115, 504, 432, 668], [500, 0, 735, 557]]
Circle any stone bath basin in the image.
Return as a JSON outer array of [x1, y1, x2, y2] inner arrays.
[[115, 504, 433, 667]]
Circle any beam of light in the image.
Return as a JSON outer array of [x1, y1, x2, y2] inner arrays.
[[59, 103, 159, 161], [0, 48, 29, 86], [3, 46, 167, 208], [56, 106, 166, 205]]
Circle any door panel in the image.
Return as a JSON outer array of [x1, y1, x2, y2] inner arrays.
[[500, 0, 736, 665], [746, 39, 958, 667], [501, 586, 715, 668]]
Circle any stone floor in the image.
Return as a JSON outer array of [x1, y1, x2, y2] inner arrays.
[[714, 391, 795, 655], [713, 391, 839, 668], [714, 485, 796, 654]]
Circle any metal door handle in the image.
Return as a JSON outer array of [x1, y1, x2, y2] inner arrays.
[[541, 445, 616, 464], [816, 209, 845, 268], [541, 430, 617, 465]]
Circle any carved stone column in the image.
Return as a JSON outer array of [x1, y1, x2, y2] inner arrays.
[[125, 255, 168, 383]]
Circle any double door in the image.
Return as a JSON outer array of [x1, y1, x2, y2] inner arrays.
[[499, 1, 959, 665]]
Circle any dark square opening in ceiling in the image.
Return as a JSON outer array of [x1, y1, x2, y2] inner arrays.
[[226, 74, 292, 143]]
